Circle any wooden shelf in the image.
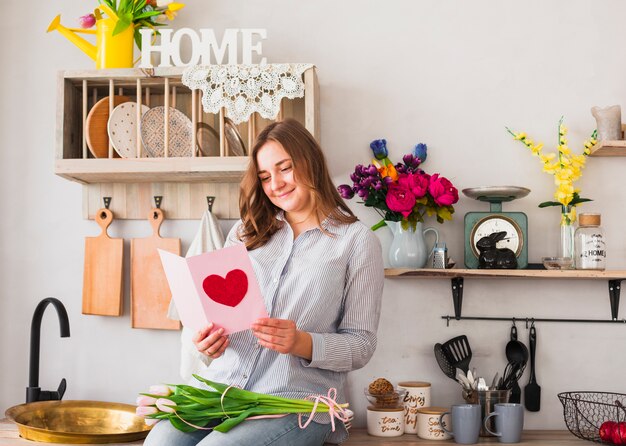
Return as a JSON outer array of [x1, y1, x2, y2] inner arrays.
[[54, 66, 320, 218], [589, 140, 626, 156], [55, 157, 249, 184], [385, 268, 626, 321], [385, 268, 626, 280]]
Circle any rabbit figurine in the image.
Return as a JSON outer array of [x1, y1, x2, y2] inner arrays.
[[476, 231, 518, 269]]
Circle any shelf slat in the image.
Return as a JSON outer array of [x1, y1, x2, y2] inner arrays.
[[385, 268, 626, 279], [55, 157, 249, 184]]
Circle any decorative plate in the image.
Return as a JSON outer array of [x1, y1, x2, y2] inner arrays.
[[85, 95, 130, 158], [140, 106, 194, 157], [224, 117, 246, 156], [107, 102, 150, 158], [197, 122, 220, 157]]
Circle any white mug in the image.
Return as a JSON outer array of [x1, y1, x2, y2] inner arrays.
[[366, 406, 404, 437], [398, 381, 431, 434], [417, 406, 452, 440]]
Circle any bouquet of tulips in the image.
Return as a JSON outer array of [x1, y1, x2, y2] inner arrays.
[[337, 139, 459, 231], [136, 375, 348, 433], [79, 0, 185, 48]]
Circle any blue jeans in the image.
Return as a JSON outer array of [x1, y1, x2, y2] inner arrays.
[[143, 414, 333, 446]]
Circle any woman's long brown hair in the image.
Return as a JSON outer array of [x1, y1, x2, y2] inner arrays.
[[238, 119, 357, 250]]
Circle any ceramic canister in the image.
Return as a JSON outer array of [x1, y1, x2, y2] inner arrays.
[[366, 405, 405, 437], [397, 381, 432, 434], [416, 406, 452, 441]]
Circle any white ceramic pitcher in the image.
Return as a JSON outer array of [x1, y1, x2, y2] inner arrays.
[[387, 221, 439, 269]]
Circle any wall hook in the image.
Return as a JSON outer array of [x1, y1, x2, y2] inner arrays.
[[103, 197, 111, 209], [154, 196, 163, 209], [207, 196, 215, 212]]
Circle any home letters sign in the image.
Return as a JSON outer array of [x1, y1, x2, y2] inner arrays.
[[139, 28, 267, 68]]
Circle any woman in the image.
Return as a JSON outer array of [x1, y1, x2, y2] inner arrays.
[[145, 119, 384, 446]]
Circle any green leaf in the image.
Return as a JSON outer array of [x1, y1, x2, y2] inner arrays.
[[570, 197, 593, 206], [134, 29, 143, 50], [112, 13, 133, 36], [134, 0, 147, 12], [212, 410, 254, 433], [538, 201, 561, 208], [134, 10, 162, 19]]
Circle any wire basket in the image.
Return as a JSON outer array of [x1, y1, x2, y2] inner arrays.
[[558, 392, 626, 443]]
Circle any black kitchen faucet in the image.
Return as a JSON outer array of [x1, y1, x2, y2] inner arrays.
[[26, 297, 70, 403]]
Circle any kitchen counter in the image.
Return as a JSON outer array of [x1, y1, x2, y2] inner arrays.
[[0, 419, 588, 445]]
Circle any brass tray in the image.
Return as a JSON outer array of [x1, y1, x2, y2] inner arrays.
[[5, 400, 151, 444]]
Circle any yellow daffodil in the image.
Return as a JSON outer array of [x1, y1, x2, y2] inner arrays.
[[514, 132, 527, 141]]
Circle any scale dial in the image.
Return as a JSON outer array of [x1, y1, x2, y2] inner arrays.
[[470, 215, 523, 257]]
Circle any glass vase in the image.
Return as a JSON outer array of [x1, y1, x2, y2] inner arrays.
[[558, 211, 575, 269]]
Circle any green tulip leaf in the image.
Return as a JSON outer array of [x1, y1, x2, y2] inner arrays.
[[112, 13, 133, 36]]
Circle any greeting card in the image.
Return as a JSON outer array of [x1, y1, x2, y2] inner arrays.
[[158, 244, 268, 334]]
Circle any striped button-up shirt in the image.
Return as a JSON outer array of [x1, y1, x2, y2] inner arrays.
[[197, 213, 384, 442]]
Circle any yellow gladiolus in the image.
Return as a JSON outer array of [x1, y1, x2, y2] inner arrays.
[[508, 120, 597, 223]]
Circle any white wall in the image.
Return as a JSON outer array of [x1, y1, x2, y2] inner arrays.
[[2, 0, 626, 430]]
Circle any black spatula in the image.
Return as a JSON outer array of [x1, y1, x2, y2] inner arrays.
[[441, 335, 472, 374], [524, 325, 541, 411]]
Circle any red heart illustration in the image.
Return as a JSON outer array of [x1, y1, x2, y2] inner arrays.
[[202, 269, 248, 307]]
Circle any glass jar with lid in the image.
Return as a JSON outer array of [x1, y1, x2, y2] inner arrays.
[[574, 213, 606, 270]]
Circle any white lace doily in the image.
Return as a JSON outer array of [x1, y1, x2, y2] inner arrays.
[[182, 63, 314, 124]]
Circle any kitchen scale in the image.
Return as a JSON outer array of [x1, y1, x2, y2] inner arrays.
[[463, 186, 530, 269]]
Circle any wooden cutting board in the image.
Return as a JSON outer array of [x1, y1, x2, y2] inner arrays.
[[85, 95, 129, 158], [82, 208, 123, 316], [131, 208, 181, 330]]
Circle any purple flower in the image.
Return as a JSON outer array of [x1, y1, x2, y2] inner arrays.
[[413, 143, 427, 163], [337, 185, 355, 199], [370, 139, 388, 160], [78, 13, 96, 29]]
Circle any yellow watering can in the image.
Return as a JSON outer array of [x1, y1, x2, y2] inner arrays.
[[47, 4, 134, 69]]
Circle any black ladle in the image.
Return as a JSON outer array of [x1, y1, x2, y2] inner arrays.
[[509, 325, 522, 403], [499, 336, 528, 391]]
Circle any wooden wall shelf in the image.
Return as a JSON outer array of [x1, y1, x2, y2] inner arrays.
[[56, 157, 249, 184], [589, 124, 626, 157], [385, 268, 626, 322], [55, 66, 319, 219], [589, 140, 626, 157], [385, 268, 626, 279]]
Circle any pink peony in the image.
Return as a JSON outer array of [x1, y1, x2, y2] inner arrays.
[[397, 172, 430, 199], [428, 174, 459, 206], [386, 184, 416, 218]]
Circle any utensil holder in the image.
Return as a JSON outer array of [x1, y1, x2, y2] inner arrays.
[[463, 389, 511, 437]]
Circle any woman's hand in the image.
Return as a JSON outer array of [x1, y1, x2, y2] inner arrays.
[[251, 318, 312, 359], [193, 323, 229, 359]]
